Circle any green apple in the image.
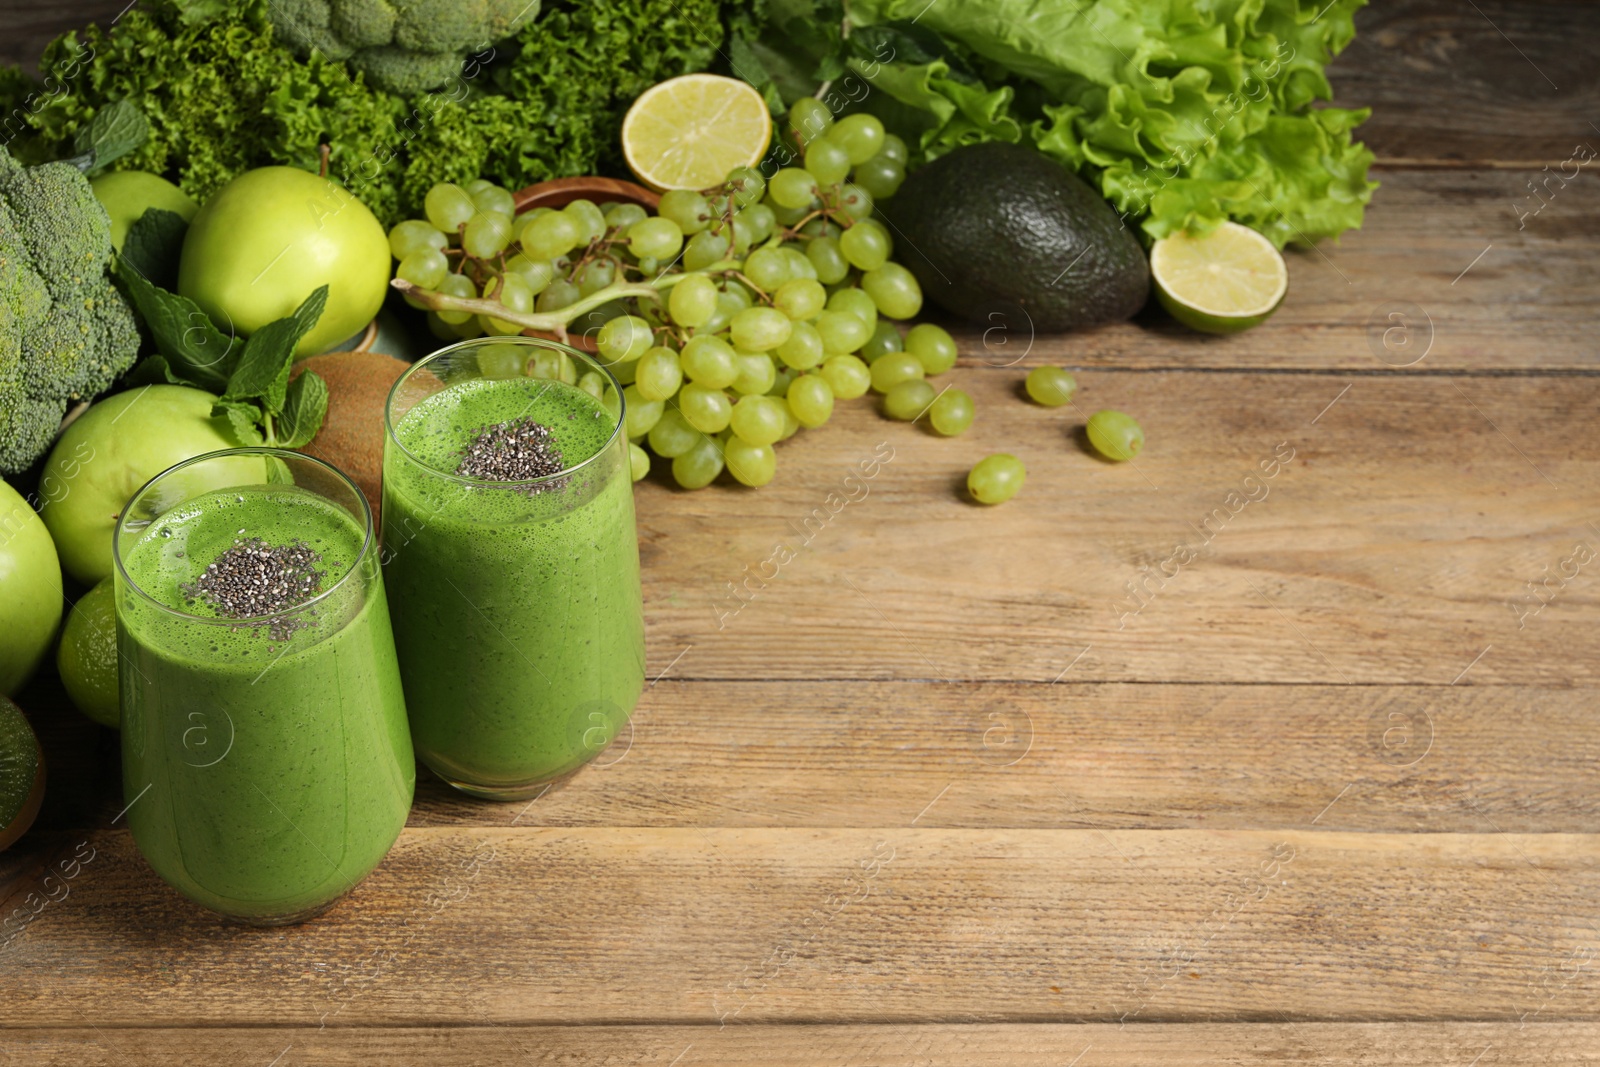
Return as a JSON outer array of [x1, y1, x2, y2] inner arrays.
[[177, 166, 389, 358], [39, 385, 263, 586], [90, 170, 199, 252], [0, 479, 63, 695]]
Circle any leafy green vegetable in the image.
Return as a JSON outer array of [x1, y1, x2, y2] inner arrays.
[[0, 0, 763, 228], [737, 0, 1376, 247]]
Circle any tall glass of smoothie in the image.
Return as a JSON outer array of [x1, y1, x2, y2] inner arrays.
[[382, 336, 644, 800], [114, 449, 414, 925]]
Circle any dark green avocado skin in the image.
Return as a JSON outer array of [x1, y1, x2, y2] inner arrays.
[[882, 143, 1149, 332]]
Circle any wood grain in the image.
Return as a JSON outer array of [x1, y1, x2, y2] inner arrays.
[[5, 1022, 1600, 1066], [2, 828, 1595, 1026], [940, 168, 1600, 371]]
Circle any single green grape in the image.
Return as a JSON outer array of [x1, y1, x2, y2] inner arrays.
[[831, 113, 886, 165], [806, 236, 850, 284], [629, 442, 650, 482], [1086, 410, 1144, 461], [724, 436, 777, 487], [968, 454, 1025, 504], [672, 434, 725, 489], [465, 179, 494, 195], [905, 323, 958, 375], [681, 334, 740, 388], [839, 220, 891, 271], [883, 378, 936, 421], [720, 281, 755, 309], [389, 219, 447, 260], [505, 254, 556, 295], [668, 273, 718, 328], [878, 133, 909, 165], [769, 167, 820, 210], [462, 212, 513, 258], [576, 257, 617, 297], [800, 217, 843, 240], [778, 398, 801, 439], [820, 354, 871, 399], [834, 184, 873, 222], [610, 354, 637, 385], [929, 388, 975, 436], [577, 371, 607, 400], [727, 214, 756, 254], [527, 348, 571, 382], [435, 273, 477, 325], [744, 246, 793, 292], [773, 278, 826, 321], [781, 247, 818, 282], [731, 306, 793, 353], [448, 315, 485, 339], [535, 278, 581, 313], [815, 309, 871, 353], [477, 342, 525, 379], [739, 203, 776, 243], [860, 320, 903, 362], [605, 203, 649, 231], [648, 408, 701, 458], [624, 384, 663, 437], [635, 346, 683, 401], [679, 383, 734, 434], [658, 189, 710, 234], [397, 248, 448, 291], [628, 216, 684, 260], [727, 166, 767, 207], [769, 366, 796, 399], [597, 314, 653, 363], [869, 351, 925, 394], [804, 138, 851, 186], [470, 184, 515, 217], [729, 394, 786, 446], [788, 97, 834, 144], [786, 373, 835, 428], [731, 352, 778, 396], [862, 262, 923, 320], [1026, 366, 1078, 407], [776, 320, 825, 370], [482, 273, 533, 335], [827, 287, 878, 329], [852, 156, 905, 200], [521, 211, 582, 259], [424, 183, 475, 233], [683, 229, 731, 271], [563, 199, 607, 244]]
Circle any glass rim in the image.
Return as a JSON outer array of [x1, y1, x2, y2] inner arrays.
[[383, 335, 626, 489], [111, 447, 375, 627]]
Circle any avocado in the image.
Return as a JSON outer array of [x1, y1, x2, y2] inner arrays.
[[882, 143, 1149, 331]]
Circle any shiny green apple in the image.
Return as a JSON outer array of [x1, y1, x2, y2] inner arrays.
[[89, 170, 199, 252], [0, 479, 63, 695], [39, 386, 260, 586], [177, 166, 389, 358]]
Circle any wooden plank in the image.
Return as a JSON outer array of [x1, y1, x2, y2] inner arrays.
[[631, 370, 1600, 685], [1335, 0, 1600, 165], [2, 828, 1595, 1025], [942, 168, 1600, 371], [4, 1022, 1600, 1066]]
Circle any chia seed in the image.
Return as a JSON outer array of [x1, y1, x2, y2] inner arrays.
[[457, 417, 567, 491], [182, 538, 326, 641]]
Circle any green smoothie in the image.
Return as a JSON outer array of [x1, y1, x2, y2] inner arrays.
[[118, 484, 414, 923], [383, 375, 645, 796]]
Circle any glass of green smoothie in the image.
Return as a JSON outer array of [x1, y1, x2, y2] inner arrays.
[[382, 336, 645, 801], [113, 448, 414, 925]]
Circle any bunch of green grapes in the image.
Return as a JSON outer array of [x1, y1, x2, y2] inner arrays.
[[386, 108, 968, 490]]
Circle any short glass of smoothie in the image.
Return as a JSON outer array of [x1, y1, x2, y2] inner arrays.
[[382, 336, 645, 801], [113, 448, 414, 925]]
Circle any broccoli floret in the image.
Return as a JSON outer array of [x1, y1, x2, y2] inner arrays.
[[0, 160, 114, 301], [274, 0, 541, 94], [0, 147, 140, 474]]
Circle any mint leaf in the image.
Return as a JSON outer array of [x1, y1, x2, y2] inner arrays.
[[276, 370, 329, 449], [214, 399, 265, 446], [117, 265, 237, 393], [67, 99, 150, 176], [126, 354, 184, 387], [120, 208, 189, 292], [222, 286, 328, 413]]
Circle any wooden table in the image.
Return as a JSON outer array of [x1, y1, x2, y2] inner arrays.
[[4, 1, 1599, 1062]]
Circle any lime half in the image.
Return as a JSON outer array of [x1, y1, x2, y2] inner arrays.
[[58, 577, 120, 729], [1150, 221, 1288, 334], [0, 694, 43, 852], [621, 74, 772, 192]]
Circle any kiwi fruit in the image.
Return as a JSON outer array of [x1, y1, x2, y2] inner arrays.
[[0, 694, 44, 852]]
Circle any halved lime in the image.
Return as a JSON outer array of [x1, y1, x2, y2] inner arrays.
[[621, 74, 772, 192], [58, 577, 120, 729], [1150, 221, 1288, 334], [0, 694, 44, 852]]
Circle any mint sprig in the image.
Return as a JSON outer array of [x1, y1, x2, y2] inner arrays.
[[119, 208, 331, 448]]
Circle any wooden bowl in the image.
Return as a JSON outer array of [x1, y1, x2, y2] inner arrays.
[[510, 177, 662, 354]]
